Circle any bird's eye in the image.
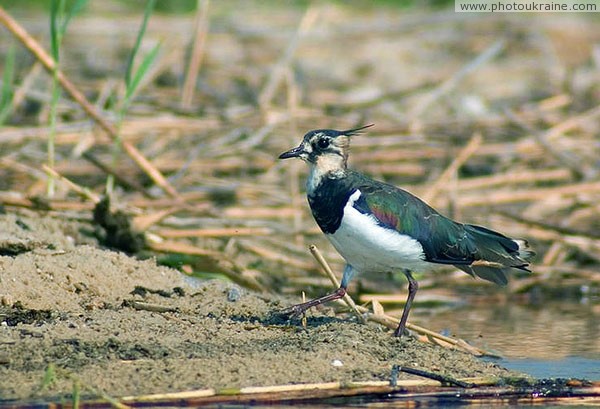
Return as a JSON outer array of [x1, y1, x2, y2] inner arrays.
[[317, 138, 330, 149]]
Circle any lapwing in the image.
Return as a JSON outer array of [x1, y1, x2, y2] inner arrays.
[[278, 125, 534, 336]]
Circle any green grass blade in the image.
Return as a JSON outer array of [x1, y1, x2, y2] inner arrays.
[[125, 0, 156, 90], [72, 379, 81, 409], [50, 0, 68, 61], [0, 44, 16, 125], [49, 0, 62, 61], [107, 0, 156, 196], [41, 363, 57, 390], [61, 0, 88, 34], [125, 42, 160, 104]]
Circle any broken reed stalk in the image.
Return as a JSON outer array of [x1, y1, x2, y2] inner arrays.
[[0, 6, 179, 199], [117, 377, 600, 408], [308, 244, 365, 322]]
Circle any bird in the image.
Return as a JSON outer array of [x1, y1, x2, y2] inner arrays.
[[278, 124, 534, 337]]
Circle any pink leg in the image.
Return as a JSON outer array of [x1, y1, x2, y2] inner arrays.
[[394, 271, 418, 337]]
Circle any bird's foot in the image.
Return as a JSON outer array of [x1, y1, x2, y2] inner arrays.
[[278, 302, 313, 318], [277, 287, 347, 320]]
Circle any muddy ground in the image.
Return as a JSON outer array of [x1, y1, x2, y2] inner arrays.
[[0, 212, 517, 402]]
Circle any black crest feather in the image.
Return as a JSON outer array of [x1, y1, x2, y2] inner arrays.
[[342, 124, 374, 136]]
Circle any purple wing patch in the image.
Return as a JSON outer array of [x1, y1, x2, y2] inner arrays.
[[352, 192, 402, 231], [370, 207, 400, 230]]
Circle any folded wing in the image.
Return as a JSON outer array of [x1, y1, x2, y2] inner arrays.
[[352, 178, 534, 285]]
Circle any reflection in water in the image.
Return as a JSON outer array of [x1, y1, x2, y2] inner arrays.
[[412, 300, 600, 360], [408, 297, 600, 380]]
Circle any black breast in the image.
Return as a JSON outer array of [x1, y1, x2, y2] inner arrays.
[[307, 176, 355, 234]]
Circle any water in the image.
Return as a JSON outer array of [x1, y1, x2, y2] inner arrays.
[[501, 356, 600, 379], [414, 296, 600, 380]]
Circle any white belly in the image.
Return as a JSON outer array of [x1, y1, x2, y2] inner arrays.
[[325, 190, 428, 273]]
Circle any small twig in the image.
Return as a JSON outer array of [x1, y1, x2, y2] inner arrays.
[[124, 300, 178, 313], [392, 365, 475, 388], [42, 165, 100, 204], [308, 245, 365, 323]]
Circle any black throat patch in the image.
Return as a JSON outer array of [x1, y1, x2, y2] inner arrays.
[[307, 174, 355, 234]]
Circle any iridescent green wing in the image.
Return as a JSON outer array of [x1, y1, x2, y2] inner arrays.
[[352, 179, 477, 265], [352, 176, 529, 285]]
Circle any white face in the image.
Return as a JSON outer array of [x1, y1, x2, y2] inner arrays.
[[300, 132, 348, 164], [280, 125, 371, 163]]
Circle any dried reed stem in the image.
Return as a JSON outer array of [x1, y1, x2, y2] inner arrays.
[[308, 244, 365, 322]]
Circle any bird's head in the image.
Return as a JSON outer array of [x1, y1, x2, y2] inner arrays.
[[278, 125, 373, 168]]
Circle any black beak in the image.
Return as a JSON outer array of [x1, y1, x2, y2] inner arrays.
[[278, 145, 304, 159]]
